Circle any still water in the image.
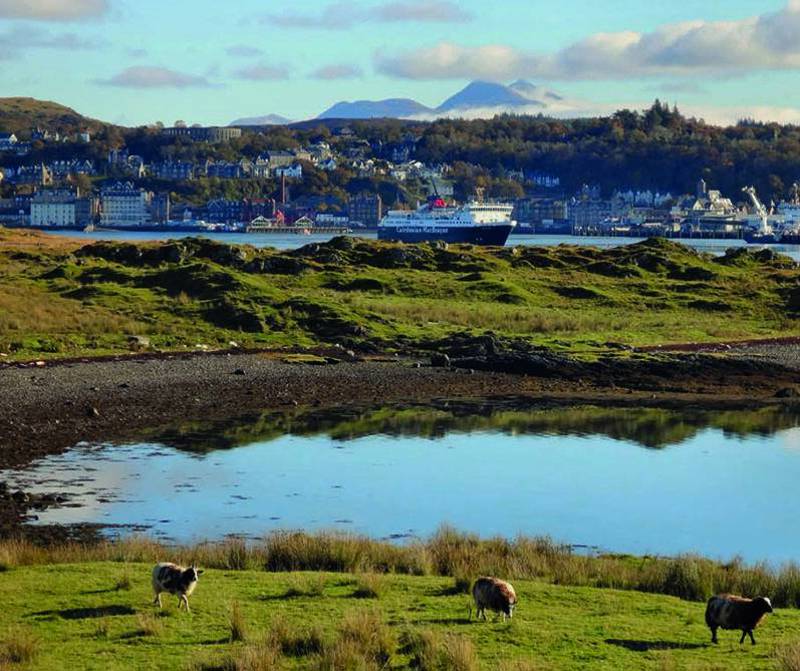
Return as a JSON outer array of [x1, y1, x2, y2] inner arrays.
[[4, 403, 800, 563], [45, 229, 800, 261]]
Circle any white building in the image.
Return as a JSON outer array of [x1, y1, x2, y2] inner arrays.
[[101, 182, 151, 227], [31, 190, 77, 227], [273, 164, 302, 179], [0, 133, 18, 151]]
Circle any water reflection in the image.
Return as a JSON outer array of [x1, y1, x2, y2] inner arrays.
[[5, 401, 800, 562], [142, 401, 800, 453]]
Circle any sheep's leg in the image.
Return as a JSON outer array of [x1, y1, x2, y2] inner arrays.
[[153, 592, 162, 608], [739, 630, 746, 645], [710, 626, 718, 644], [748, 630, 756, 645], [181, 594, 190, 613]]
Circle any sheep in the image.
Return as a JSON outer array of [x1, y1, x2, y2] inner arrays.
[[152, 562, 203, 612], [470, 577, 517, 621], [705, 594, 773, 645]]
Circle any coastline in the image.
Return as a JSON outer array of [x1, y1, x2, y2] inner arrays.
[[3, 345, 800, 471]]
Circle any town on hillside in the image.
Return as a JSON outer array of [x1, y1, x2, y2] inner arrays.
[[2, 107, 800, 242]]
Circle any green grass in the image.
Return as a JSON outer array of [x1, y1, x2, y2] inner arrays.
[[1, 562, 798, 670], [0, 232, 798, 360]]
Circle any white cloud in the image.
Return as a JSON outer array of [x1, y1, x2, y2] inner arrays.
[[97, 66, 213, 89], [0, 0, 108, 21], [232, 64, 290, 81], [0, 25, 106, 59], [261, 0, 470, 29], [377, 2, 800, 80], [310, 64, 363, 80]]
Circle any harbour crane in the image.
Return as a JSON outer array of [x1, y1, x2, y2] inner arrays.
[[742, 186, 773, 237]]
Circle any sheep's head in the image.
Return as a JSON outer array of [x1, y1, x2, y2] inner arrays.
[[755, 597, 773, 614], [186, 565, 204, 582]]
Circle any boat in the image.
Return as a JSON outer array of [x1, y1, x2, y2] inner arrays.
[[378, 197, 516, 245]]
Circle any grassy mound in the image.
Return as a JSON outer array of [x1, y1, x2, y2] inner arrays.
[[1, 232, 798, 359]]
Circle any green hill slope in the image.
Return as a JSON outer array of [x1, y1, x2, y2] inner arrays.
[[0, 97, 110, 137]]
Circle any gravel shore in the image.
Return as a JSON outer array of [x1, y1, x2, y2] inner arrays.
[[2, 346, 800, 470]]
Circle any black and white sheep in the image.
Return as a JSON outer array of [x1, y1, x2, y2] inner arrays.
[[152, 562, 203, 612], [471, 577, 517, 621], [705, 594, 773, 645]]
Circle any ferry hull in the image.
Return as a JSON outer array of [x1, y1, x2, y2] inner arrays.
[[377, 224, 514, 246]]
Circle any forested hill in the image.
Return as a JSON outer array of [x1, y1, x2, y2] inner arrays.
[[2, 98, 799, 201], [401, 103, 800, 200]]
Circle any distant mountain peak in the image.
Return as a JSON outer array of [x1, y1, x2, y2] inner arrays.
[[317, 98, 432, 120], [230, 114, 292, 127], [436, 80, 534, 113]]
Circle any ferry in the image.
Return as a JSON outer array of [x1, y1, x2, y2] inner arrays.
[[378, 197, 516, 245]]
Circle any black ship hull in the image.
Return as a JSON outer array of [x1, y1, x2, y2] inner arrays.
[[377, 224, 514, 246]]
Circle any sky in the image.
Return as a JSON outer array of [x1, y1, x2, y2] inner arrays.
[[1, 0, 799, 126]]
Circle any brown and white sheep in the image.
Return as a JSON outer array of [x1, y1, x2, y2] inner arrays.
[[471, 577, 517, 621], [152, 562, 203, 612], [705, 594, 773, 645]]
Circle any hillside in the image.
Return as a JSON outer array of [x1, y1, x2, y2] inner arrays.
[[0, 97, 110, 137], [0, 231, 798, 362]]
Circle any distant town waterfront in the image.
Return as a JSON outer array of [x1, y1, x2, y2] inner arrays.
[[45, 228, 800, 260]]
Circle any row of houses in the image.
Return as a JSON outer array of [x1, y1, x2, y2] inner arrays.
[[0, 160, 98, 186], [21, 183, 385, 229]]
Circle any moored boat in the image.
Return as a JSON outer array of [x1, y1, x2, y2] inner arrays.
[[378, 197, 516, 245]]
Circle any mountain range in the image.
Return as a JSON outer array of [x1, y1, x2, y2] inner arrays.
[[230, 80, 577, 126]]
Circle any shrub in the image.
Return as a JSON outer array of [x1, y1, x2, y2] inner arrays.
[[229, 600, 248, 643], [659, 557, 712, 602], [223, 537, 250, 571]]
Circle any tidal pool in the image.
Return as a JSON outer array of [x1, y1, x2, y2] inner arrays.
[[4, 402, 800, 563]]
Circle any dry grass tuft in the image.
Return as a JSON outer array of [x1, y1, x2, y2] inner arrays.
[[0, 627, 39, 665], [352, 573, 383, 599], [229, 600, 248, 643], [266, 616, 325, 658], [776, 640, 800, 671], [402, 629, 478, 671], [135, 613, 164, 638]]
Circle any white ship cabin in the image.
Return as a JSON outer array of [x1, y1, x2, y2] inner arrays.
[[382, 200, 515, 227]]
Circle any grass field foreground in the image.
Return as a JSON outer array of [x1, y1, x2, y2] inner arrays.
[[3, 562, 800, 670]]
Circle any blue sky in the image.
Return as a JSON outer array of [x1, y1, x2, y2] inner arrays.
[[0, 0, 798, 126]]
